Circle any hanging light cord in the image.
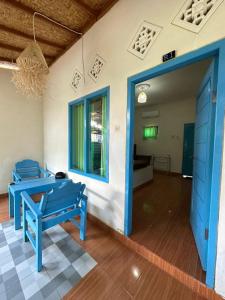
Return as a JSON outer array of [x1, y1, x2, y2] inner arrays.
[[32, 12, 85, 83]]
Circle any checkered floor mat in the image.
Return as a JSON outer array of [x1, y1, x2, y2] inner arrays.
[[0, 220, 97, 300]]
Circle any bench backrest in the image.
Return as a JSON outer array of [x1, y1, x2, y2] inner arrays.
[[15, 159, 41, 179], [39, 181, 85, 216]]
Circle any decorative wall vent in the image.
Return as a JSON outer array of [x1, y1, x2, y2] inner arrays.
[[71, 69, 83, 92], [172, 0, 224, 33], [128, 21, 162, 60], [89, 55, 105, 82]]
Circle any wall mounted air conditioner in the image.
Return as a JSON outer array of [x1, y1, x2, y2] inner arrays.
[[142, 110, 159, 118]]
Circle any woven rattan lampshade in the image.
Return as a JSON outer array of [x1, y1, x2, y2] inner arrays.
[[12, 42, 49, 97]]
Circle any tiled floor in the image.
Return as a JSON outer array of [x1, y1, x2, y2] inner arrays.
[[0, 221, 97, 300]]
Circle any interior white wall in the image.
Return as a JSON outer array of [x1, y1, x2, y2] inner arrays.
[[0, 70, 43, 193], [134, 98, 196, 173], [43, 0, 225, 295]]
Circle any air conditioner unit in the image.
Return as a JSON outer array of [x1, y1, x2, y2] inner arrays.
[[142, 110, 159, 118]]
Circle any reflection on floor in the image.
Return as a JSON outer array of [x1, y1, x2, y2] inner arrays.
[[132, 173, 206, 283]]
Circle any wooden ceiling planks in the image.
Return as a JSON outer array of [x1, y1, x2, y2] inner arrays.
[[0, 30, 61, 57], [0, 1, 74, 44], [82, 0, 110, 11], [16, 0, 92, 30], [0, 0, 119, 65]]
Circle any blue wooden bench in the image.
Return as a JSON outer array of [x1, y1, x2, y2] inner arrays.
[[12, 159, 52, 182], [22, 181, 87, 272]]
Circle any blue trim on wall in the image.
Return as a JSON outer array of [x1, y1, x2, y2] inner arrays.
[[125, 38, 225, 289], [68, 86, 110, 183]]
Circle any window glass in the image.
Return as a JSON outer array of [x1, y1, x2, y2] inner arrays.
[[69, 88, 109, 182], [71, 103, 84, 171], [143, 126, 158, 139], [88, 96, 107, 177]]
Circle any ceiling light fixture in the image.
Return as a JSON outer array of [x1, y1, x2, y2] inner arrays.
[[138, 91, 147, 103], [0, 61, 19, 71], [11, 11, 84, 98], [137, 83, 150, 104]]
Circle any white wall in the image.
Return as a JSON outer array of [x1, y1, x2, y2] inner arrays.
[[134, 98, 196, 173], [43, 0, 225, 295], [0, 69, 43, 193]]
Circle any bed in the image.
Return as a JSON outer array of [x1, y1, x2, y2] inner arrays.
[[133, 144, 153, 188]]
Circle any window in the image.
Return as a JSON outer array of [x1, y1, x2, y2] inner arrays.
[[143, 126, 158, 140], [69, 87, 109, 182]]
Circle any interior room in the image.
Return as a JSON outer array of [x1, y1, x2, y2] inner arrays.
[[132, 59, 212, 284], [1, 1, 225, 300]]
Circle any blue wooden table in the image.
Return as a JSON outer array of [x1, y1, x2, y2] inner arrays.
[[8, 177, 71, 230]]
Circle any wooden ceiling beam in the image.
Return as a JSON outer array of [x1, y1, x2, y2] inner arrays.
[[73, 1, 98, 17], [0, 42, 21, 53], [0, 56, 12, 62], [0, 42, 55, 60], [4, 0, 80, 35], [0, 24, 65, 50]]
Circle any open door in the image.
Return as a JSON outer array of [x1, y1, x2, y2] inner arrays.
[[182, 123, 195, 177], [191, 61, 216, 271]]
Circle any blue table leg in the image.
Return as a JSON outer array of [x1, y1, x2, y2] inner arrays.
[[8, 187, 14, 218], [14, 193, 21, 230]]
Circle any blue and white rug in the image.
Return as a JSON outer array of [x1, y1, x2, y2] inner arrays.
[[0, 220, 97, 300]]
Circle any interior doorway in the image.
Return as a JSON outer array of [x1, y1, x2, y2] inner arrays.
[[131, 58, 214, 283], [125, 40, 225, 289]]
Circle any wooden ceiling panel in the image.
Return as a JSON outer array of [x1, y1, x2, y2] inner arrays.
[[82, 0, 112, 11], [0, 2, 74, 45], [0, 47, 20, 60], [0, 30, 61, 58], [0, 0, 119, 65], [17, 0, 92, 30]]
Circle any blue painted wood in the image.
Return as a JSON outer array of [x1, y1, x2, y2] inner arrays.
[[23, 202, 28, 242], [12, 159, 52, 183], [125, 38, 225, 288], [8, 177, 71, 230], [182, 123, 195, 176], [22, 181, 88, 271], [42, 209, 81, 231], [206, 45, 225, 287], [36, 217, 42, 272], [8, 186, 14, 217], [68, 86, 110, 183], [80, 195, 87, 240], [191, 61, 216, 271]]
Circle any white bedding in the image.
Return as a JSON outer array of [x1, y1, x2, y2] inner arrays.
[[133, 165, 153, 188]]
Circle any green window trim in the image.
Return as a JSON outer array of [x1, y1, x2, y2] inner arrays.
[[69, 87, 110, 183], [143, 126, 158, 140]]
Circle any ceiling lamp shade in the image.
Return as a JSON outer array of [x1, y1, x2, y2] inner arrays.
[[12, 42, 49, 97], [138, 91, 147, 103], [137, 83, 150, 104]]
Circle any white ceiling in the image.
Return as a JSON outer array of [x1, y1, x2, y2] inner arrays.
[[135, 58, 212, 107]]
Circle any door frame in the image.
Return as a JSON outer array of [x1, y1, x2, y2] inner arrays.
[[125, 38, 225, 288]]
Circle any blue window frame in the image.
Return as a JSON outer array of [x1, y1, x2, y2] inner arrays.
[[68, 87, 110, 183]]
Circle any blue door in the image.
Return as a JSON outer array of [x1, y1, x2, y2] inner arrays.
[[182, 123, 195, 176], [191, 61, 216, 271]]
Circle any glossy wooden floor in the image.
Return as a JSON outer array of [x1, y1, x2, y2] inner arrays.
[[131, 173, 206, 283], [0, 196, 218, 300]]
